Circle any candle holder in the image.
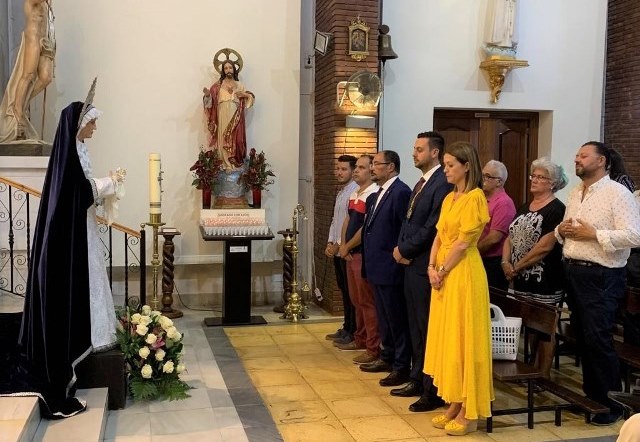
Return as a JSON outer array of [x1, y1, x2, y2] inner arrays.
[[142, 213, 165, 311], [282, 204, 308, 323]]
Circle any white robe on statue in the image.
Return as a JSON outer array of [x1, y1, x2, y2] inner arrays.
[[76, 140, 118, 352]]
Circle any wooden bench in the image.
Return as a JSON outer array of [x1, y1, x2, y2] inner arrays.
[[487, 288, 609, 432]]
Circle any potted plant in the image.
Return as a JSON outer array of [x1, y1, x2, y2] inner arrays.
[[190, 147, 223, 208], [239, 148, 276, 208]]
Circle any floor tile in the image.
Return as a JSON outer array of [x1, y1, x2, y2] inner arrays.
[[268, 400, 334, 425], [105, 412, 151, 438], [228, 334, 276, 347], [242, 356, 296, 371], [277, 343, 328, 356], [258, 384, 319, 404], [236, 403, 277, 428], [310, 380, 372, 400], [247, 369, 306, 387], [324, 396, 394, 420], [264, 324, 310, 335], [340, 415, 421, 441], [298, 367, 357, 384], [277, 419, 356, 442], [148, 387, 211, 412], [223, 326, 269, 337], [272, 333, 319, 345], [149, 408, 217, 435], [151, 429, 222, 441], [235, 345, 285, 359]]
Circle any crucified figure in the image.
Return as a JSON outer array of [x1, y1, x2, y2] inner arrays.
[[0, 0, 55, 143]]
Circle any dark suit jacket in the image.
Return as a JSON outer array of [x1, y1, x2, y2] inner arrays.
[[397, 167, 452, 275], [362, 177, 412, 286]]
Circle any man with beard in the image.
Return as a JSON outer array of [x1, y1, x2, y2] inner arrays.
[[392, 132, 451, 411], [203, 60, 255, 169], [325, 155, 359, 345], [556, 141, 640, 426], [359, 151, 412, 387]]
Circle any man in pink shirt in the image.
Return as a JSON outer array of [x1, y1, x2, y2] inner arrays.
[[478, 160, 516, 290]]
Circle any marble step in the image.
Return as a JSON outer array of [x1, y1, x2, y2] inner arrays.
[[33, 388, 108, 442], [0, 395, 40, 442]]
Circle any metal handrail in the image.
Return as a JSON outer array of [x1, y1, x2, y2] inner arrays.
[[0, 175, 145, 305]]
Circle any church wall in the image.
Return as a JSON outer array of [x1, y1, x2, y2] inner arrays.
[[604, 0, 640, 184], [47, 0, 301, 273], [381, 0, 607, 198]]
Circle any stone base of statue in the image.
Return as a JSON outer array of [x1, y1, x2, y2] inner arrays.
[[0, 140, 52, 156], [213, 167, 249, 209]]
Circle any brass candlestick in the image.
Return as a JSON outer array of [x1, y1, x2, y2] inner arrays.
[[282, 204, 308, 322], [143, 213, 165, 311]]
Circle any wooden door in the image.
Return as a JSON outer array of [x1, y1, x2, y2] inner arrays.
[[434, 110, 538, 207]]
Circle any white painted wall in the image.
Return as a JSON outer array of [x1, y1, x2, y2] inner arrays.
[[382, 0, 607, 200], [46, 0, 301, 264]]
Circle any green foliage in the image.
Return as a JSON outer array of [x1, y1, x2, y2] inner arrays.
[[116, 305, 191, 402]]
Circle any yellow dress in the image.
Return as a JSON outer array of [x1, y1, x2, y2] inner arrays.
[[424, 188, 494, 419]]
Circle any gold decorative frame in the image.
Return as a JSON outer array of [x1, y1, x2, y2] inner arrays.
[[348, 17, 369, 61]]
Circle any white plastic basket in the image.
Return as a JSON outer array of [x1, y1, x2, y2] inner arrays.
[[490, 303, 522, 361]]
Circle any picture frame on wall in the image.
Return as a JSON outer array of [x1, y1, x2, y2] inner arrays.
[[348, 17, 369, 61]]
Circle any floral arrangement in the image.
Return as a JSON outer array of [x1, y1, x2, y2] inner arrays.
[[240, 148, 276, 191], [116, 305, 191, 401], [190, 147, 223, 190]]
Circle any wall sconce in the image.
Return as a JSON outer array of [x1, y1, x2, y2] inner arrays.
[[314, 31, 331, 55], [346, 115, 376, 129]]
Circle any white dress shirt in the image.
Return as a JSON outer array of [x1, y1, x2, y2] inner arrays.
[[373, 175, 399, 212], [555, 175, 640, 268]]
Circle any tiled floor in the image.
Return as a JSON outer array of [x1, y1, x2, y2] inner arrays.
[[0, 292, 625, 441], [221, 320, 623, 442]]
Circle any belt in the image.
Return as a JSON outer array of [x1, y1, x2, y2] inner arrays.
[[563, 258, 601, 267]]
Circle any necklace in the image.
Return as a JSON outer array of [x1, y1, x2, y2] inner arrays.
[[530, 194, 554, 211]]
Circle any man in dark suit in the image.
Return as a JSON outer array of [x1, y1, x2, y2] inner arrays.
[[360, 150, 412, 387], [392, 132, 451, 412]]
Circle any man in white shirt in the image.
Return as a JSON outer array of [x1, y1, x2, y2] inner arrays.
[[325, 155, 359, 343], [556, 141, 640, 426]]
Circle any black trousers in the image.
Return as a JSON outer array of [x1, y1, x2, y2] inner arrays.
[[483, 256, 509, 291], [565, 262, 625, 410], [334, 256, 356, 335], [404, 267, 438, 397]]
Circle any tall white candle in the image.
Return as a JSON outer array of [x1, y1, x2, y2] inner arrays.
[[149, 153, 161, 215]]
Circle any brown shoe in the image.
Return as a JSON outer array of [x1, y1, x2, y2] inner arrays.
[[352, 353, 377, 364], [334, 341, 365, 351]]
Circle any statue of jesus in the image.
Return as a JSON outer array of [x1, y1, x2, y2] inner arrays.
[[202, 60, 255, 170]]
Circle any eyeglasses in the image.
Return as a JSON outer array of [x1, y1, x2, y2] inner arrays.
[[482, 174, 501, 181], [372, 161, 390, 167], [529, 174, 551, 182]]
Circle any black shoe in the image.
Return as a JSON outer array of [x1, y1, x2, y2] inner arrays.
[[325, 328, 346, 340], [591, 411, 623, 426], [409, 395, 446, 412], [608, 391, 640, 414], [379, 370, 410, 387], [390, 380, 423, 397], [359, 359, 392, 373]]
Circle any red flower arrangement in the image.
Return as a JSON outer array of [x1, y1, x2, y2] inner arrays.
[[240, 148, 275, 191], [189, 148, 223, 190]]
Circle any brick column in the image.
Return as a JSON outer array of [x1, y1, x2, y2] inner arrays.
[[314, 0, 380, 314], [604, 0, 640, 183]]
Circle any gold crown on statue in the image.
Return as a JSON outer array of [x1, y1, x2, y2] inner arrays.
[[78, 77, 98, 128]]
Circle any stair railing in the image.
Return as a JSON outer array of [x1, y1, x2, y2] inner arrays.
[[0, 176, 146, 307]]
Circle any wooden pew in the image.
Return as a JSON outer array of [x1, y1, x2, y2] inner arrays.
[[488, 288, 608, 432]]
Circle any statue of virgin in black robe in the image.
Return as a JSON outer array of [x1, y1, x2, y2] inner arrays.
[[0, 102, 95, 418]]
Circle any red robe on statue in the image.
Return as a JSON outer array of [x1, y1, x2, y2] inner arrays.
[[205, 82, 251, 168]]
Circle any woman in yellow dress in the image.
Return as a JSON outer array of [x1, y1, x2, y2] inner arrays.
[[425, 141, 494, 436]]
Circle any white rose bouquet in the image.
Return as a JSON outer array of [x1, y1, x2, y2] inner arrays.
[[116, 305, 190, 401]]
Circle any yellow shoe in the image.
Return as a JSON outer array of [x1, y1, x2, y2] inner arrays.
[[431, 414, 452, 429], [444, 419, 478, 436]]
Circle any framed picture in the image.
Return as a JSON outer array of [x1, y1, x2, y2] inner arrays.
[[314, 31, 331, 55], [348, 17, 370, 61]]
